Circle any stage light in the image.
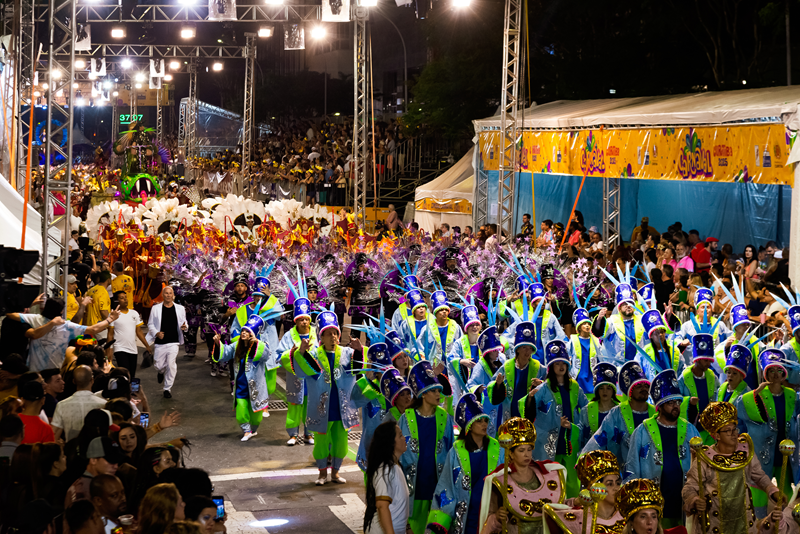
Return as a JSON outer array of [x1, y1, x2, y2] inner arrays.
[[50, 69, 62, 79], [33, 91, 41, 97], [135, 72, 145, 82], [73, 82, 79, 88], [74, 58, 86, 69], [76, 97, 85, 106], [113, 91, 119, 96], [170, 60, 181, 70], [452, 0, 470, 6], [178, 0, 196, 4], [311, 26, 326, 39], [56, 89, 63, 97], [111, 27, 125, 38], [212, 62, 223, 71], [121, 58, 132, 69], [88, 72, 97, 80], [103, 81, 113, 89], [135, 83, 142, 88], [41, 83, 48, 90], [181, 25, 196, 39], [164, 74, 173, 81], [264, 0, 284, 4], [258, 26, 273, 38], [362, 0, 378, 6]]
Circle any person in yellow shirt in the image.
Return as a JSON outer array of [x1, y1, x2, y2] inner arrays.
[[66, 275, 91, 323], [85, 272, 112, 331], [111, 261, 135, 305]]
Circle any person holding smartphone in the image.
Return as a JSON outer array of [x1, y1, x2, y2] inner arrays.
[[146, 287, 188, 399]]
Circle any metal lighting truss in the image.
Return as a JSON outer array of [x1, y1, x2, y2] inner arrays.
[[241, 32, 256, 192], [14, 0, 36, 196], [352, 4, 368, 225], [186, 58, 197, 162], [497, 0, 521, 240], [41, 0, 76, 297], [603, 176, 620, 253], [35, 3, 320, 23]]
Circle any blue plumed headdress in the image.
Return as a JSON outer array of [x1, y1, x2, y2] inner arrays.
[[716, 275, 750, 329], [283, 267, 311, 321], [618, 361, 650, 397], [408, 360, 442, 397], [689, 308, 725, 361], [593, 362, 618, 391], [505, 289, 546, 354], [392, 258, 421, 295], [694, 287, 714, 309], [252, 262, 277, 297], [242, 314, 264, 337], [759, 348, 788, 381], [572, 276, 602, 328], [381, 368, 412, 406], [650, 369, 682, 407], [770, 283, 800, 334], [316, 305, 340, 335], [455, 393, 489, 433], [601, 263, 636, 308], [725, 344, 752, 377], [545, 339, 570, 369]]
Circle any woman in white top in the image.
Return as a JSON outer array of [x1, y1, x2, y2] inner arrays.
[[364, 420, 410, 534]]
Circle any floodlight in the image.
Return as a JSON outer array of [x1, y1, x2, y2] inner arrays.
[[113, 91, 119, 96], [76, 97, 85, 106], [135, 83, 142, 89], [74, 58, 87, 69], [111, 27, 125, 38], [452, 0, 470, 6], [164, 74, 173, 81], [121, 58, 132, 69], [264, 0, 283, 4], [170, 60, 181, 70], [135, 72, 145, 82], [181, 25, 196, 39], [258, 26, 273, 38], [311, 26, 326, 39], [362, 0, 377, 6], [104, 81, 113, 89], [50, 69, 62, 79], [212, 62, 223, 71]]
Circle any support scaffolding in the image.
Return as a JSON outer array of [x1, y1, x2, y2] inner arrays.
[[14, 0, 36, 196], [497, 0, 521, 239], [41, 0, 76, 296], [352, 4, 369, 225], [185, 59, 197, 163], [603, 177, 620, 253], [241, 32, 256, 193]]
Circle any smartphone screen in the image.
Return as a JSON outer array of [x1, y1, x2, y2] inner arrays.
[[131, 378, 140, 393], [212, 496, 225, 520], [140, 413, 149, 428]]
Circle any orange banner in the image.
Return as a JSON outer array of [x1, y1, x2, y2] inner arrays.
[[478, 124, 794, 186]]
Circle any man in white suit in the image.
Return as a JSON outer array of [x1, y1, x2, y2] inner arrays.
[[147, 286, 187, 398]]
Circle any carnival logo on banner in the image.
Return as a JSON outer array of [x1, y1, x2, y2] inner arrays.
[[580, 130, 605, 174], [678, 129, 713, 179]]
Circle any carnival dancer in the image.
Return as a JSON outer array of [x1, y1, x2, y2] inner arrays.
[[446, 300, 483, 400], [581, 361, 655, 473], [212, 308, 285, 441], [214, 271, 251, 377], [615, 479, 665, 534], [772, 285, 800, 385], [578, 363, 619, 447], [677, 312, 721, 441], [675, 285, 731, 353], [399, 360, 456, 534], [345, 253, 383, 344], [715, 277, 763, 388], [488, 296, 547, 425], [597, 265, 645, 363], [626, 369, 701, 527], [682, 401, 780, 534], [737, 349, 800, 517], [634, 294, 683, 381], [398, 289, 431, 349], [717, 343, 752, 403], [426, 393, 504, 534], [567, 287, 602, 396], [380, 368, 415, 423], [479, 417, 568, 534], [419, 285, 463, 366], [540, 450, 624, 534], [523, 339, 588, 498], [277, 270, 318, 446], [285, 305, 362, 485], [465, 293, 508, 438]]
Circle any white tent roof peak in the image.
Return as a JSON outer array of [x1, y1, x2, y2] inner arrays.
[[473, 86, 800, 131], [415, 146, 474, 204]]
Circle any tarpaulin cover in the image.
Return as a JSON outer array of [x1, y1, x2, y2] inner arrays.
[[181, 98, 243, 150], [473, 86, 800, 130]]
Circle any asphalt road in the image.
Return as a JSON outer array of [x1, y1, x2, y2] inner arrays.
[[137, 340, 367, 534]]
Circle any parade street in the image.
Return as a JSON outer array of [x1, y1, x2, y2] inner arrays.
[[139, 347, 366, 534]]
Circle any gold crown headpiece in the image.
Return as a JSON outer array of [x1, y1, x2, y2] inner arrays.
[[617, 479, 664, 521], [575, 450, 619, 489], [497, 417, 536, 450], [698, 401, 738, 434]]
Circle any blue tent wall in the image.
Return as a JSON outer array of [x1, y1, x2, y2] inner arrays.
[[480, 169, 790, 251]]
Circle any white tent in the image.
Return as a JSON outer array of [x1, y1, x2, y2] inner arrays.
[[413, 147, 474, 233], [0, 176, 57, 286]]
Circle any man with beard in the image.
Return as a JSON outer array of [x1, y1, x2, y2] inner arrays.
[[581, 362, 656, 478], [213, 313, 274, 441], [627, 369, 700, 528], [90, 475, 128, 534], [594, 268, 645, 363]]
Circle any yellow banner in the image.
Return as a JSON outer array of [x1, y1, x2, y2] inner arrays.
[[478, 124, 794, 186], [415, 198, 473, 214]]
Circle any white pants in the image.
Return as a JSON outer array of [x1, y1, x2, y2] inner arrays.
[[153, 343, 180, 391]]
